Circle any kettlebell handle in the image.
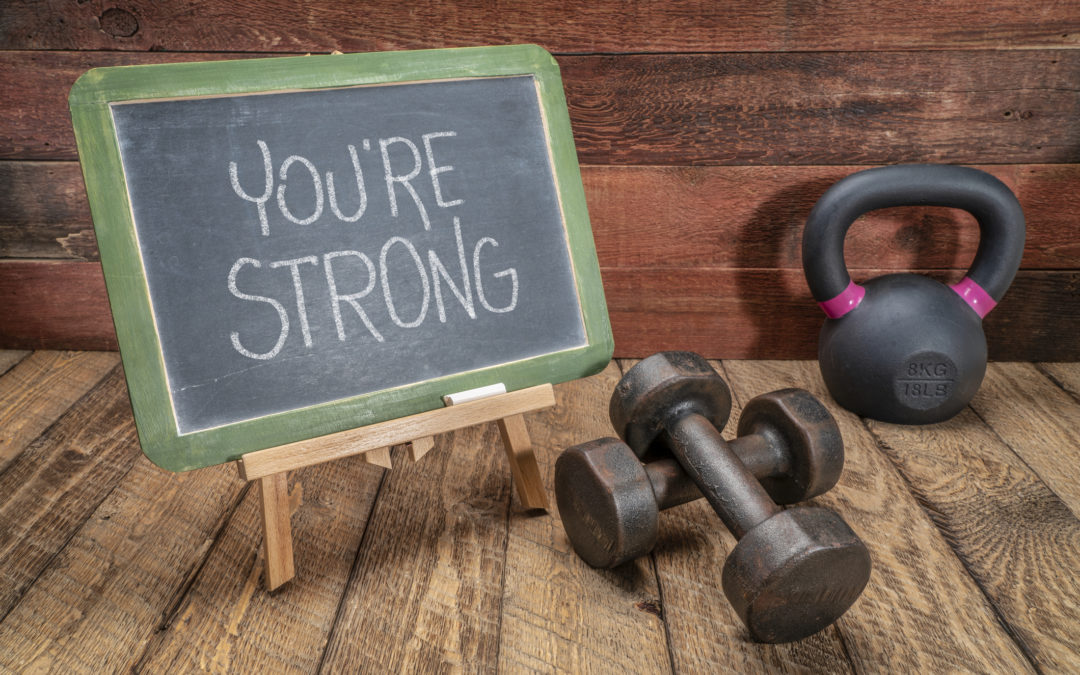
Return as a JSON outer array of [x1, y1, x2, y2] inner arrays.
[[802, 165, 1025, 319]]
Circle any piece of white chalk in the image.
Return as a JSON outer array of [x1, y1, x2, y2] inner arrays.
[[442, 383, 507, 406]]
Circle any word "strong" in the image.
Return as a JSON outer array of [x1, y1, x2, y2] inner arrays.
[[228, 216, 518, 360]]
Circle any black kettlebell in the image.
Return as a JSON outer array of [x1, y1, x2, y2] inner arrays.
[[802, 165, 1025, 424]]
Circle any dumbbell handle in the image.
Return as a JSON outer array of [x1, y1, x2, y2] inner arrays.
[[645, 433, 792, 511], [665, 412, 781, 538]]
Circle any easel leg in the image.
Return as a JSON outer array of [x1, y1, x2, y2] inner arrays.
[[496, 414, 549, 510], [258, 472, 295, 590]]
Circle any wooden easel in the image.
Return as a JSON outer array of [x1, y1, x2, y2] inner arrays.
[[236, 383, 555, 590]]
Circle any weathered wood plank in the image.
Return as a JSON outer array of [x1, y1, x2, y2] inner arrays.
[[2, 1, 1076, 53], [0, 350, 118, 473], [0, 261, 116, 351], [135, 456, 383, 673], [0, 350, 29, 375], [0, 368, 139, 619], [2, 261, 1076, 360], [0, 162, 96, 260], [720, 360, 1034, 672], [0, 352, 1074, 668], [585, 164, 1080, 270], [0, 458, 245, 672], [498, 363, 672, 673], [1038, 362, 1080, 403], [864, 393, 1080, 671], [603, 268, 1080, 361], [318, 430, 511, 671], [970, 364, 1080, 519], [0, 51, 271, 161], [562, 51, 1080, 165], [625, 356, 854, 672], [5, 50, 1079, 164], [8, 162, 1080, 270]]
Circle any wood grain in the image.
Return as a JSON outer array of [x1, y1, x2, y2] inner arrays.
[[0, 261, 116, 350], [409, 435, 435, 462], [0, 50, 269, 161], [864, 391, 1080, 671], [561, 51, 1080, 165], [584, 164, 1080, 270], [0, 458, 244, 672], [318, 431, 510, 671], [970, 364, 1080, 519], [1038, 362, 1080, 402], [0, 367, 139, 619], [6, 50, 1080, 164], [603, 268, 1080, 361], [136, 455, 383, 672], [0, 350, 29, 376], [720, 360, 1034, 672], [622, 358, 854, 672], [258, 472, 295, 590], [239, 384, 555, 480], [498, 362, 672, 673], [0, 161, 96, 260], [0, 353, 1075, 669], [2, 1, 1076, 53], [3, 261, 1076, 360], [496, 413, 549, 510], [0, 350, 118, 472], [362, 446, 393, 470], [8, 162, 1080, 270]]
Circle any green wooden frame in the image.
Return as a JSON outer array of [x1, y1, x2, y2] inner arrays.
[[69, 45, 612, 472]]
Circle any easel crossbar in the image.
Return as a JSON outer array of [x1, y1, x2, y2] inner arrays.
[[238, 383, 555, 480]]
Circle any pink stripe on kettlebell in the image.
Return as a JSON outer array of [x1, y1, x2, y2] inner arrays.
[[951, 276, 997, 318], [818, 281, 865, 318]]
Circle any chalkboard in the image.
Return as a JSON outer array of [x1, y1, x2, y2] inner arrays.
[[69, 46, 612, 471]]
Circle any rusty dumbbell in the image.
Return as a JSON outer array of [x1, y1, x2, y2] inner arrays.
[[554, 351, 871, 643]]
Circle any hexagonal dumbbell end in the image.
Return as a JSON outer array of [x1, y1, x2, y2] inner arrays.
[[736, 388, 844, 505], [554, 438, 659, 568], [722, 507, 872, 643], [609, 351, 732, 462]]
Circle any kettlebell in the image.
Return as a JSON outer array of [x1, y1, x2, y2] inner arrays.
[[802, 164, 1025, 424]]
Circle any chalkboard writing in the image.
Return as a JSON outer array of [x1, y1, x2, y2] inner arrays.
[[70, 46, 611, 470]]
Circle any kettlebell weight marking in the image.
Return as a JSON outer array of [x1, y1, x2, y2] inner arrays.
[[901, 361, 953, 379], [894, 352, 958, 410], [818, 279, 866, 319], [950, 276, 997, 318], [900, 382, 949, 395]]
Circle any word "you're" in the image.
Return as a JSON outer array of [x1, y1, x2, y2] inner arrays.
[[229, 132, 461, 236]]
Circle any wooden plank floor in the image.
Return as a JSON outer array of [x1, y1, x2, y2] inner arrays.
[[0, 351, 1077, 673]]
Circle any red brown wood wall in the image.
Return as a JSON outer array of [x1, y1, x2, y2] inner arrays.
[[1, 2, 1078, 359]]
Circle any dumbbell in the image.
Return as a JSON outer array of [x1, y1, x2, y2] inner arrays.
[[555, 391, 843, 567], [554, 352, 871, 643]]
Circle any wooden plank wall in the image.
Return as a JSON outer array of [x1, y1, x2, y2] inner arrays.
[[1, 2, 1078, 359]]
